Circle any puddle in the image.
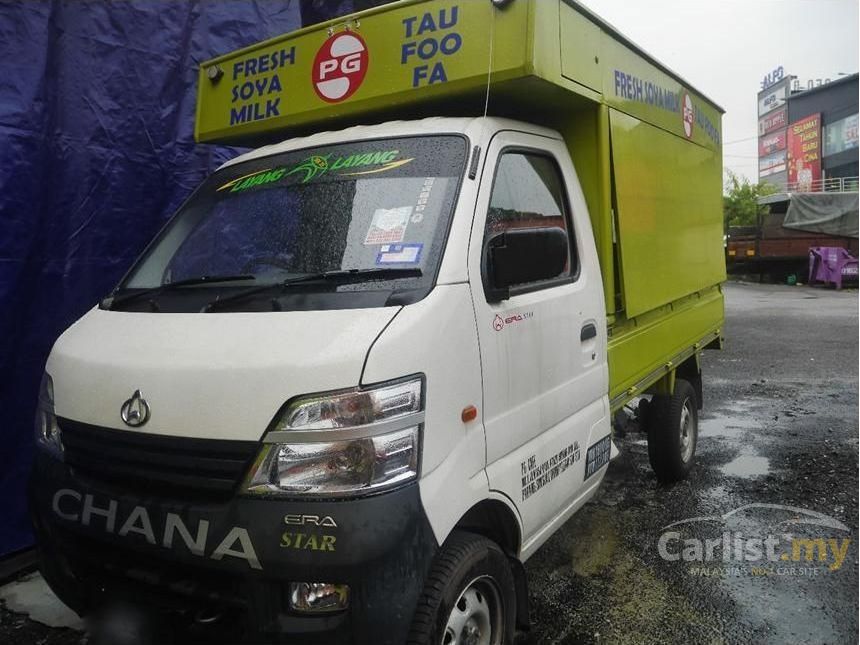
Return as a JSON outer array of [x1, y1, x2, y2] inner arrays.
[[720, 451, 770, 477], [700, 414, 761, 439]]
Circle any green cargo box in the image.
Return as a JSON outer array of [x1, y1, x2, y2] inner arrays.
[[196, 0, 726, 409]]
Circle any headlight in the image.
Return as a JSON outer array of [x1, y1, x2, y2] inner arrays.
[[35, 373, 63, 460], [280, 377, 421, 430], [244, 376, 423, 498]]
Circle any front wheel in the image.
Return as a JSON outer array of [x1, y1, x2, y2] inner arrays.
[[646, 378, 698, 483], [408, 531, 516, 645]]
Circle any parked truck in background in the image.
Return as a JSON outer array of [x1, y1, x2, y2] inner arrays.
[[30, 1, 725, 643], [726, 210, 859, 283]]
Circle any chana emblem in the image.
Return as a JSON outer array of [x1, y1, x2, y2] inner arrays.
[[120, 389, 150, 427]]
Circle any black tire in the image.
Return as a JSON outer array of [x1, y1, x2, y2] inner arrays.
[[646, 378, 698, 483], [407, 531, 517, 645]]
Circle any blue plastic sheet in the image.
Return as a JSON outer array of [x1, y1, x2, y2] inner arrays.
[[0, 0, 380, 557]]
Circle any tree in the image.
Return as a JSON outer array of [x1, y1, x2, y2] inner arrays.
[[723, 170, 778, 229]]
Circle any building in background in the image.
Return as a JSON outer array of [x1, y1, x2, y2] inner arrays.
[[788, 74, 858, 186], [757, 67, 792, 187], [731, 71, 859, 282], [757, 70, 858, 191]]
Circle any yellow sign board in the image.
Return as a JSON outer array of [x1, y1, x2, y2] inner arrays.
[[195, 0, 530, 143]]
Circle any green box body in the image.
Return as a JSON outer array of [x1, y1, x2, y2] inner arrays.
[[196, 0, 726, 408]]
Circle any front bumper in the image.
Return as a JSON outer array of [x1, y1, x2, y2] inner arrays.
[[29, 452, 437, 644]]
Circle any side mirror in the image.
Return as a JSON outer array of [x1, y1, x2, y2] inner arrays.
[[483, 227, 569, 302]]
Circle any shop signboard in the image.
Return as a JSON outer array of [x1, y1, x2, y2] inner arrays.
[[759, 150, 787, 177], [759, 130, 787, 156], [759, 106, 787, 136], [757, 78, 789, 116], [787, 113, 821, 189]]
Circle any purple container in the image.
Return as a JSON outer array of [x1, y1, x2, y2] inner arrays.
[[808, 247, 859, 289]]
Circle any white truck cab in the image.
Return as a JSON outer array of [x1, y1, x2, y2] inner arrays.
[[32, 118, 613, 643]]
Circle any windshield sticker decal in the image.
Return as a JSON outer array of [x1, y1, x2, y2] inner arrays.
[[285, 154, 332, 183], [339, 158, 413, 176], [218, 150, 415, 193], [364, 207, 411, 245], [286, 150, 413, 184], [412, 177, 436, 223], [376, 243, 423, 265], [217, 167, 286, 193]]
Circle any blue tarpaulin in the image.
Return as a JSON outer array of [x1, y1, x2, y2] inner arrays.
[[0, 0, 378, 557]]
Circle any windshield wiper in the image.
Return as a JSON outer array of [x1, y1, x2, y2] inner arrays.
[[203, 267, 423, 312], [103, 274, 256, 310]]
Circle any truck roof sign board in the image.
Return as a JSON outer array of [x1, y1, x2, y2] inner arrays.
[[196, 0, 722, 151]]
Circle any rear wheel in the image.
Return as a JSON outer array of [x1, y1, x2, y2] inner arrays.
[[646, 378, 698, 483], [408, 531, 516, 645]]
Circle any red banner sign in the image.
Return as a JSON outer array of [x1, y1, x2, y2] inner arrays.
[[787, 113, 821, 189], [758, 106, 787, 136], [759, 130, 787, 156]]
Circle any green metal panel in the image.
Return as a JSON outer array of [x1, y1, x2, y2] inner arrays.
[[559, 5, 602, 92], [557, 106, 615, 317], [610, 109, 725, 318], [607, 285, 724, 405]]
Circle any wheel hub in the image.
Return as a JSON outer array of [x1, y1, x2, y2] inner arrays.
[[679, 398, 695, 462], [443, 577, 502, 645]]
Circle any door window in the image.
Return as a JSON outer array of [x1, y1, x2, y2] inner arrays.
[[484, 152, 577, 287]]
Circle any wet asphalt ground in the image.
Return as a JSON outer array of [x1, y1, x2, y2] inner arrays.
[[1, 281, 857, 644], [525, 282, 859, 644]]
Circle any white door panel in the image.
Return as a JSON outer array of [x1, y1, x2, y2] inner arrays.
[[469, 130, 608, 542]]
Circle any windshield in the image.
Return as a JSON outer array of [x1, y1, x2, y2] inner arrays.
[[114, 135, 468, 312]]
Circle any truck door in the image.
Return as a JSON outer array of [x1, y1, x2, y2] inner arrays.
[[468, 131, 609, 544]]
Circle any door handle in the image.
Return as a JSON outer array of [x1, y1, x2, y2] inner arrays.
[[580, 323, 597, 341]]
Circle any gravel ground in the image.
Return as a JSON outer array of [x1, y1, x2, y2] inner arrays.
[[2, 281, 857, 644]]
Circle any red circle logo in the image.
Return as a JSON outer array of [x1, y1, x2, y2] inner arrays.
[[682, 92, 694, 139], [312, 32, 369, 103]]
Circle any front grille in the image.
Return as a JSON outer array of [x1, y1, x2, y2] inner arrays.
[[66, 530, 248, 606], [58, 418, 260, 500]]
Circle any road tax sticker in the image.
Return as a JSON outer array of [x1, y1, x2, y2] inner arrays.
[[376, 243, 423, 265], [364, 206, 411, 245], [584, 435, 611, 480]]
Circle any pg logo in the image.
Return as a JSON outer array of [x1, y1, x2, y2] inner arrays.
[[312, 32, 369, 103]]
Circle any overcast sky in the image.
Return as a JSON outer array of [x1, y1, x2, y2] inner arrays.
[[577, 0, 859, 187]]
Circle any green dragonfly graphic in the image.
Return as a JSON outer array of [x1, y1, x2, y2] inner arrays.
[[285, 154, 331, 183]]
